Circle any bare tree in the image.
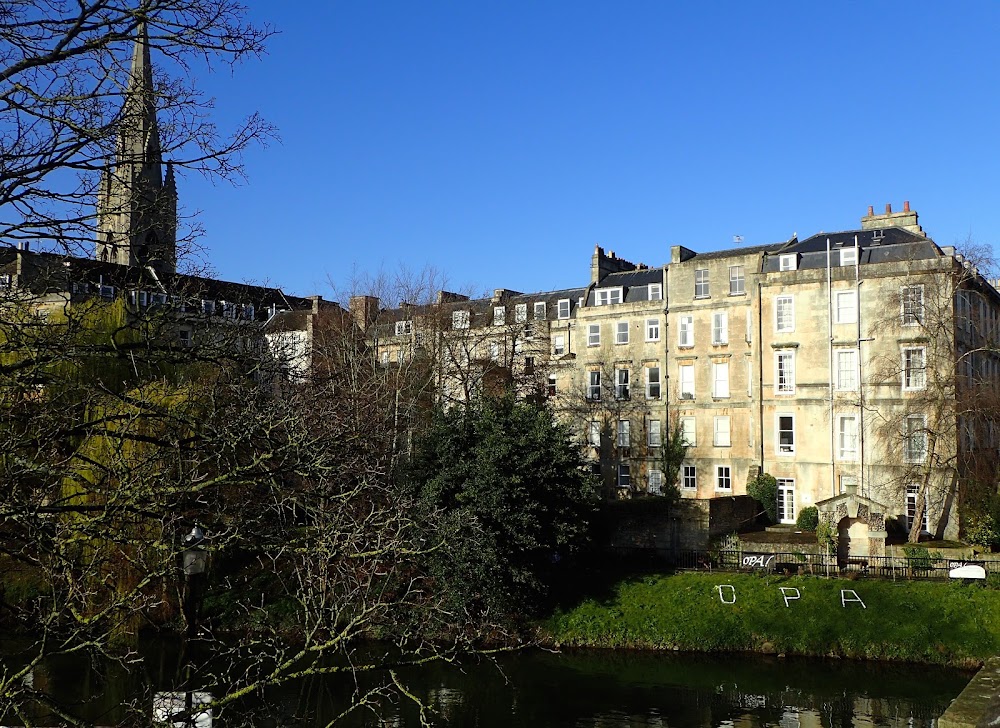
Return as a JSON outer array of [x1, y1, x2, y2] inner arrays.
[[0, 1, 274, 261], [866, 240, 1000, 543]]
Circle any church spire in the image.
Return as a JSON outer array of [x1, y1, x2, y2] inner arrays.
[[96, 21, 176, 275]]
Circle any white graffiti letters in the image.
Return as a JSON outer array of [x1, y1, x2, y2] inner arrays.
[[840, 589, 867, 608], [716, 584, 736, 604], [713, 585, 867, 608], [779, 587, 800, 607]]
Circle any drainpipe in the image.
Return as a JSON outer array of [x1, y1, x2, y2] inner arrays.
[[828, 238, 836, 498]]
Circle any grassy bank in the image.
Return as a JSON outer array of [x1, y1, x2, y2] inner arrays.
[[542, 572, 1000, 666]]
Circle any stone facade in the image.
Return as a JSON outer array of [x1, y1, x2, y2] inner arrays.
[[368, 204, 1000, 542]]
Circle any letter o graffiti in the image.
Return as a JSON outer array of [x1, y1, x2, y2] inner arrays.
[[717, 584, 736, 604]]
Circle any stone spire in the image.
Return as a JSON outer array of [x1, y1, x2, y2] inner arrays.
[[96, 21, 176, 275]]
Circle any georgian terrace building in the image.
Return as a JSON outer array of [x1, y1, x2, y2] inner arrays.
[[364, 203, 1000, 542]]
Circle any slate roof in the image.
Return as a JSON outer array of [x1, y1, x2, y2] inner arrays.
[[3, 247, 310, 318]]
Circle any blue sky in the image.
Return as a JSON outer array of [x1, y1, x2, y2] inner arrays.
[[178, 2, 1000, 299]]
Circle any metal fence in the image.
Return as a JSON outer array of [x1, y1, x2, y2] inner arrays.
[[659, 549, 1000, 581]]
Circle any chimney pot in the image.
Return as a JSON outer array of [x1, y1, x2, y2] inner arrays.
[[903, 200, 910, 212], [867, 205, 874, 217], [885, 203, 892, 214]]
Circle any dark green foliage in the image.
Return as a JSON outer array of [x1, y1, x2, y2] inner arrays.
[[405, 395, 599, 627], [747, 472, 778, 524], [657, 423, 687, 503], [796, 506, 819, 532], [965, 498, 1000, 550]]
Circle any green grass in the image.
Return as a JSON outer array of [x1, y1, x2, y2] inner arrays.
[[542, 572, 1000, 666]]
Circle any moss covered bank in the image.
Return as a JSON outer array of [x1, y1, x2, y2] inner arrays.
[[542, 572, 1000, 666]]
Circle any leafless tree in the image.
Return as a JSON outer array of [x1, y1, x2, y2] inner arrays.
[[0, 0, 274, 263], [866, 240, 1000, 543]]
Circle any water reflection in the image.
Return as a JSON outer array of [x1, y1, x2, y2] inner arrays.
[[1, 639, 970, 727]]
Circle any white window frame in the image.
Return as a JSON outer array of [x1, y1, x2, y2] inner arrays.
[[904, 415, 928, 463], [647, 419, 662, 448], [776, 413, 795, 455], [588, 420, 601, 446], [906, 484, 929, 533], [596, 287, 623, 306], [616, 367, 630, 400], [678, 364, 695, 400], [646, 365, 661, 399], [777, 478, 796, 524], [680, 416, 696, 446], [513, 303, 527, 323], [779, 253, 797, 271], [533, 302, 546, 320], [716, 465, 732, 491], [493, 306, 506, 326], [835, 290, 857, 324], [902, 346, 927, 391], [713, 416, 731, 447], [835, 348, 858, 391], [557, 299, 570, 319], [618, 463, 631, 488], [678, 315, 694, 347], [729, 265, 745, 296], [901, 285, 924, 327], [646, 318, 660, 342], [775, 295, 794, 333], [712, 361, 730, 398], [615, 321, 629, 345], [452, 310, 470, 330], [712, 311, 728, 345], [694, 269, 710, 298], [841, 247, 858, 266], [553, 334, 565, 356], [837, 414, 858, 461], [617, 419, 631, 448], [648, 468, 663, 495], [682, 464, 697, 490], [648, 283, 663, 301], [775, 350, 795, 395], [547, 374, 557, 397], [588, 370, 602, 401], [587, 323, 601, 347]]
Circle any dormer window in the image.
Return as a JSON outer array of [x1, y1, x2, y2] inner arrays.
[[557, 299, 570, 319], [534, 302, 546, 320], [841, 248, 858, 266], [494, 306, 506, 326], [596, 287, 623, 306], [779, 254, 798, 272], [395, 320, 412, 336], [648, 283, 662, 301], [452, 310, 470, 330]]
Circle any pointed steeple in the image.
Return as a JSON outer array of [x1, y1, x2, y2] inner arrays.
[[96, 21, 176, 275]]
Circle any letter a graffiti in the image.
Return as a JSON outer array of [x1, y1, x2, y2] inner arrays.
[[779, 587, 800, 607], [841, 590, 866, 608], [717, 584, 736, 604]]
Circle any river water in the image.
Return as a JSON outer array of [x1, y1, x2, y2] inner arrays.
[[5, 640, 971, 727]]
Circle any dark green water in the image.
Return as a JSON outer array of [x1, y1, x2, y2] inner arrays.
[[4, 641, 973, 727]]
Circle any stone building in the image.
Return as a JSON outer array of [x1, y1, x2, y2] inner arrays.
[[0, 26, 322, 364], [367, 203, 1000, 546]]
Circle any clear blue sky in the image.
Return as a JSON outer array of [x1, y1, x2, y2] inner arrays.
[[179, 1, 1000, 299]]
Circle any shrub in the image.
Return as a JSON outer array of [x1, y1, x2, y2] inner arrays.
[[966, 513, 1000, 551], [796, 506, 819, 532], [746, 472, 778, 523]]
